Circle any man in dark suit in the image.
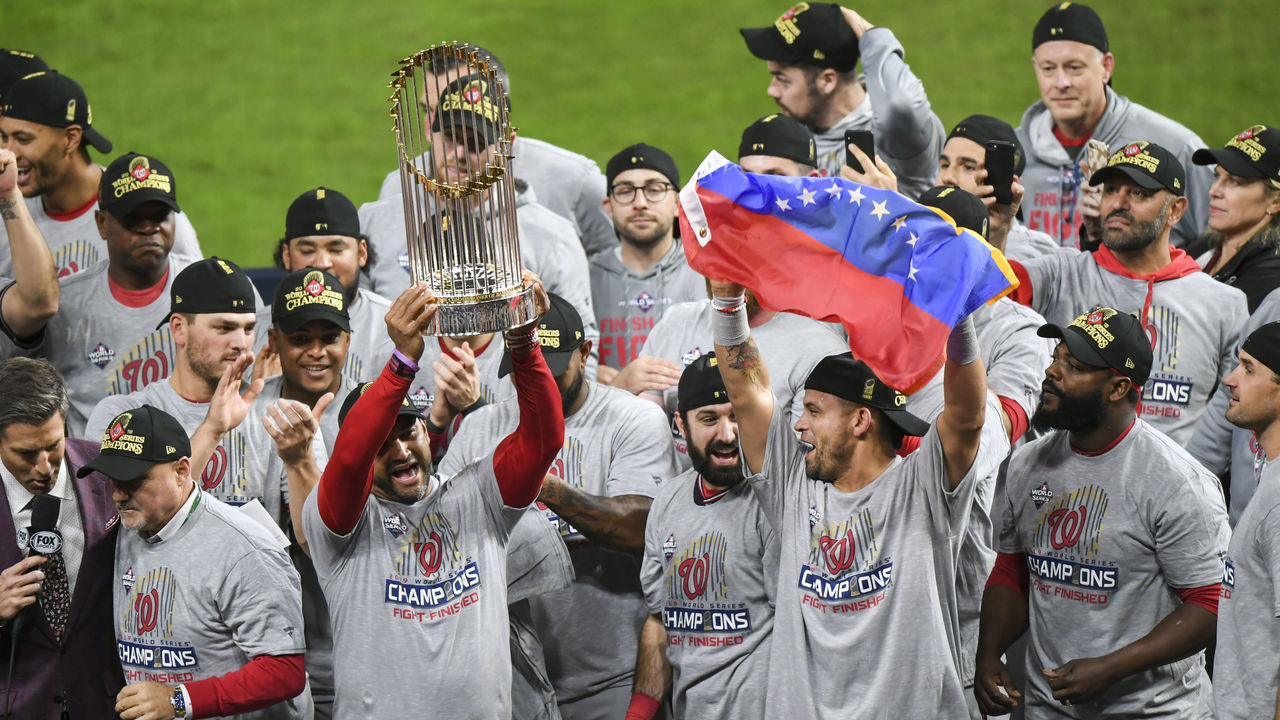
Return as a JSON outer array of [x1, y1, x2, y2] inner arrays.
[[0, 358, 120, 719]]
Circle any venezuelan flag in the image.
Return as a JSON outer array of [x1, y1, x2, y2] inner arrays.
[[679, 151, 1017, 393]]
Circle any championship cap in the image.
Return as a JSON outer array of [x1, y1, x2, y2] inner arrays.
[[1037, 306, 1152, 386], [337, 379, 428, 427], [606, 143, 680, 189], [272, 268, 351, 334], [0, 49, 48, 98], [285, 187, 362, 241], [1192, 125, 1280, 185], [432, 73, 504, 144], [947, 114, 1026, 176], [740, 3, 860, 73], [738, 114, 818, 167], [0, 70, 112, 153], [677, 353, 730, 414], [1088, 141, 1185, 196], [918, 186, 989, 239], [804, 353, 930, 437], [77, 405, 192, 482], [1032, 2, 1108, 53], [1241, 322, 1280, 377], [498, 292, 584, 378], [98, 153, 180, 219], [157, 257, 257, 329]]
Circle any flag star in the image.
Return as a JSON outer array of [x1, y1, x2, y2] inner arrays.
[[891, 216, 907, 232], [870, 200, 890, 220], [847, 186, 865, 205], [776, 198, 791, 212], [908, 263, 919, 281], [906, 232, 919, 246], [824, 183, 843, 199], [797, 188, 817, 207]]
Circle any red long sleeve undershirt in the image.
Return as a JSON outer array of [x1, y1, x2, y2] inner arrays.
[[986, 551, 1220, 614], [318, 343, 563, 533], [185, 654, 305, 718]]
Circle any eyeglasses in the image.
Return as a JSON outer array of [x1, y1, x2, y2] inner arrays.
[[609, 181, 674, 204]]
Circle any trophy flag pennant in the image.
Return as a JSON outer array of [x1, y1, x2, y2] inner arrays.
[[678, 151, 1017, 393]]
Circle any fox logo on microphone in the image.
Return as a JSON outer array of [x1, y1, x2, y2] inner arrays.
[[28, 528, 63, 554]]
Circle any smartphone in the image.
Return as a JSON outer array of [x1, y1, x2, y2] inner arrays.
[[984, 140, 1016, 205], [844, 129, 875, 173]]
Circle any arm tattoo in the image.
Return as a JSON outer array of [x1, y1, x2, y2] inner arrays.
[[724, 340, 766, 390], [0, 198, 15, 221], [539, 479, 651, 552]]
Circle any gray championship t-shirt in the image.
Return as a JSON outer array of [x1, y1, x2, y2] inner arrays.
[[1020, 247, 1247, 444], [998, 421, 1229, 718], [0, 194, 201, 278], [751, 399, 1007, 718], [441, 382, 674, 704], [302, 458, 517, 718], [114, 491, 306, 720], [640, 469, 778, 719], [1214, 461, 1280, 720], [38, 257, 195, 438], [638, 300, 847, 469], [341, 290, 394, 389]]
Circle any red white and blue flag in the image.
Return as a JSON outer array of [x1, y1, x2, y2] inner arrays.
[[678, 152, 1017, 393]]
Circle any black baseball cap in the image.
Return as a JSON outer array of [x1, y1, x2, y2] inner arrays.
[[1038, 307, 1152, 386], [1032, 2, 1108, 53], [739, 114, 817, 167], [272, 268, 351, 334], [0, 70, 112, 153], [338, 380, 428, 427], [99, 153, 180, 219], [1089, 141, 1185, 196], [0, 49, 48, 99], [947, 114, 1026, 176], [285, 187, 361, 241], [606, 143, 680, 189], [740, 3, 860, 73], [918, 186, 989, 239], [804, 353, 930, 437], [1242, 322, 1280, 376], [1192, 125, 1280, 185], [157, 257, 257, 329], [498, 293, 585, 378], [432, 74, 504, 144], [677, 353, 730, 414], [77, 405, 191, 482]]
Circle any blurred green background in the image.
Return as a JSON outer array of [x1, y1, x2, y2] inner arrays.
[[14, 0, 1277, 265]]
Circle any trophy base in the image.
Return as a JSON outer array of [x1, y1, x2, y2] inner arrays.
[[427, 285, 537, 337]]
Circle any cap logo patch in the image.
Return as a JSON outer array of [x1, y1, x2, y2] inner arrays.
[[1123, 143, 1143, 157], [316, 188, 326, 200], [166, 445, 176, 454], [439, 79, 499, 123], [1086, 311, 1104, 325], [893, 392, 906, 407], [862, 378, 875, 400], [65, 98, 76, 122], [538, 327, 561, 349], [1109, 143, 1159, 173], [101, 412, 146, 455], [775, 3, 809, 44], [936, 187, 954, 198], [1069, 309, 1116, 348], [216, 260, 234, 274], [462, 81, 484, 104], [284, 271, 344, 313], [315, 222, 328, 231], [1227, 125, 1268, 162], [1125, 358, 1135, 369], [110, 421, 126, 441], [752, 142, 765, 151], [708, 356, 718, 367], [130, 157, 151, 181], [111, 157, 171, 199], [813, 50, 825, 60]]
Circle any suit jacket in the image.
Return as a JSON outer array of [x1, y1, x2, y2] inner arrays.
[[0, 438, 122, 720]]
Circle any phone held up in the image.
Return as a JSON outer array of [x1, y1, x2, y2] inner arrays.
[[844, 130, 875, 174], [983, 140, 1016, 205]]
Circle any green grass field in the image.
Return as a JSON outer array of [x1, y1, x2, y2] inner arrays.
[[14, 0, 1278, 265]]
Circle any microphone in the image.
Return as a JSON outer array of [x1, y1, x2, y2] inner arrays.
[[11, 493, 61, 639]]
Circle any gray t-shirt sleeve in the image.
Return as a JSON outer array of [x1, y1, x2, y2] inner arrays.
[[1020, 248, 1074, 319], [84, 392, 134, 442], [218, 546, 307, 657], [749, 400, 806, 528], [640, 490, 669, 614], [606, 402, 675, 498], [1153, 469, 1230, 589], [171, 211, 203, 260], [859, 27, 945, 197]]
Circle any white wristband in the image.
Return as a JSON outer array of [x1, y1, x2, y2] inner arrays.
[[711, 294, 750, 347]]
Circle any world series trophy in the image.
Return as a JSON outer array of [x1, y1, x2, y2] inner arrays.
[[388, 43, 535, 336]]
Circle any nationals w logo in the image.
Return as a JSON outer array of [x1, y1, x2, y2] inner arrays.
[[134, 589, 160, 634], [667, 531, 729, 602], [416, 531, 444, 576], [819, 529, 857, 574], [678, 554, 711, 599], [1033, 485, 1110, 557]]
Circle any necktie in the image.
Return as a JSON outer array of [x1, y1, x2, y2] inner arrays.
[[35, 524, 72, 641]]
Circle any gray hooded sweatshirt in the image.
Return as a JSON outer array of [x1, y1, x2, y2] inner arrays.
[[1016, 86, 1211, 250], [588, 241, 705, 370]]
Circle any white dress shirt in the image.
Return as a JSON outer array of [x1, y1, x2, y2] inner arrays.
[[4, 459, 86, 595]]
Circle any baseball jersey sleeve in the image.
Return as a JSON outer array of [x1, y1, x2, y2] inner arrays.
[[605, 401, 675, 498], [217, 546, 307, 658]]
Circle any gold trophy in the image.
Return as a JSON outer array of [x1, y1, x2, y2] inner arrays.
[[389, 43, 534, 335]]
